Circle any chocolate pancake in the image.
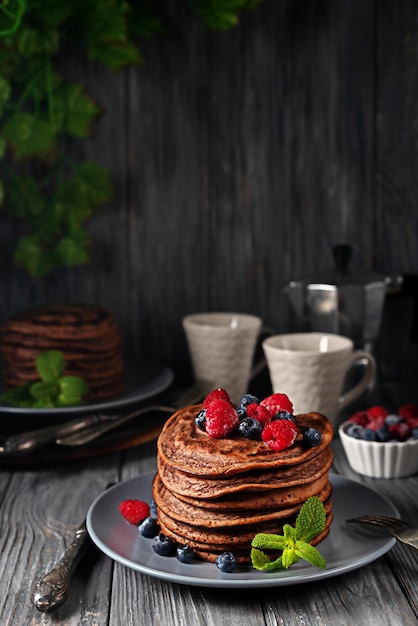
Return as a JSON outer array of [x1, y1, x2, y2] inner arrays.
[[164, 473, 330, 512], [157, 405, 333, 477], [153, 474, 332, 527], [0, 304, 120, 340], [158, 446, 334, 499], [0, 304, 125, 401], [157, 501, 333, 562]]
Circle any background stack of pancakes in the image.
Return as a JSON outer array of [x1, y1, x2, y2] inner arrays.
[[154, 405, 334, 563], [0, 304, 125, 401]]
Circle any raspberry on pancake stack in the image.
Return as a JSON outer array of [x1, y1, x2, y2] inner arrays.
[[0, 304, 125, 401], [153, 390, 334, 564]]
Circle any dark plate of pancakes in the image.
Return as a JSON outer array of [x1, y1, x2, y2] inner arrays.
[[86, 472, 398, 589], [0, 360, 173, 428]]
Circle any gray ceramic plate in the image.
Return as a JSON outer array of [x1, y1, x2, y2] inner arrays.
[[0, 361, 173, 421], [87, 472, 398, 588]]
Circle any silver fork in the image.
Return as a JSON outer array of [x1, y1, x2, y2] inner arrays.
[[56, 379, 213, 446], [347, 514, 418, 551]]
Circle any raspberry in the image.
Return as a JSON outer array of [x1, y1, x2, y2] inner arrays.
[[246, 402, 271, 426], [348, 411, 369, 427], [398, 404, 418, 421], [118, 499, 150, 525], [260, 393, 293, 417], [367, 406, 389, 420], [262, 419, 298, 451], [389, 421, 411, 442], [203, 388, 231, 408], [205, 399, 238, 438], [367, 416, 386, 431]]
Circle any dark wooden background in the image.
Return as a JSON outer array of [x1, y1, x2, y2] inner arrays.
[[1, 0, 418, 390]]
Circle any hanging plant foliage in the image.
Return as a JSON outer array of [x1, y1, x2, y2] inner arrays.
[[0, 0, 261, 277]]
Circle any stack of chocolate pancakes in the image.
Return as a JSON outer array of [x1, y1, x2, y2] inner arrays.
[[0, 304, 125, 400], [154, 404, 334, 563]]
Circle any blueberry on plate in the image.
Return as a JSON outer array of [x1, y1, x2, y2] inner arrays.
[[302, 428, 322, 447], [139, 516, 160, 538], [238, 417, 263, 440], [215, 551, 237, 573], [176, 544, 195, 564], [152, 533, 177, 556], [345, 423, 364, 439]]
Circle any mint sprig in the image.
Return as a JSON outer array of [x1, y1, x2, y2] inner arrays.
[[0, 350, 89, 408], [251, 497, 327, 572]]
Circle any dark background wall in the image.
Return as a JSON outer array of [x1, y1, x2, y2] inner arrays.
[[1, 0, 417, 389]]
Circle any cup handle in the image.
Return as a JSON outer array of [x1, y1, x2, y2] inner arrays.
[[337, 350, 376, 411], [250, 326, 275, 380]]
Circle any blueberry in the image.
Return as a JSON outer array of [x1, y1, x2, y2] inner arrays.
[[176, 544, 195, 563], [272, 411, 296, 423], [195, 409, 207, 431], [152, 533, 177, 556], [412, 427, 418, 440], [345, 423, 364, 439], [360, 428, 376, 441], [238, 417, 263, 440], [139, 516, 160, 538], [236, 406, 247, 420], [215, 551, 237, 573], [238, 394, 260, 408], [302, 428, 322, 447], [150, 500, 158, 518], [375, 426, 390, 442], [385, 414, 401, 427]]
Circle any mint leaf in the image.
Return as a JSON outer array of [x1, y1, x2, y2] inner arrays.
[[295, 497, 326, 543], [250, 496, 327, 572], [36, 350, 66, 382], [251, 548, 284, 571], [0, 382, 33, 407], [295, 541, 326, 570], [58, 376, 89, 398], [30, 381, 59, 399], [251, 533, 286, 551]]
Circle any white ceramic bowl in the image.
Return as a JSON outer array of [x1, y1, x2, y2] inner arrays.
[[339, 421, 418, 478]]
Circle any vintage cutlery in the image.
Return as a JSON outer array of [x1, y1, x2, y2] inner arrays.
[[347, 514, 418, 551], [32, 482, 115, 612], [57, 379, 213, 446], [0, 380, 212, 455]]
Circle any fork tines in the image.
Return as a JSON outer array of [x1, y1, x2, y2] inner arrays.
[[347, 514, 410, 531]]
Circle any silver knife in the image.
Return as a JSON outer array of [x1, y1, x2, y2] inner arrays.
[[32, 483, 115, 612]]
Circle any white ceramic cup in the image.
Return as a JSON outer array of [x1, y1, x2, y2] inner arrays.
[[262, 332, 376, 423], [183, 312, 270, 404]]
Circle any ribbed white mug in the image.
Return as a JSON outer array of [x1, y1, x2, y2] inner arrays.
[[183, 312, 270, 405], [262, 332, 376, 424]]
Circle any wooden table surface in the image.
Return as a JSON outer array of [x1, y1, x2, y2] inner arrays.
[[0, 414, 417, 626]]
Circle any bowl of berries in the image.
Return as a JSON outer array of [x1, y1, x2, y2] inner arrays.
[[339, 404, 418, 478]]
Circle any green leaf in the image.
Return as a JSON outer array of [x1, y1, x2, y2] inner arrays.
[[14, 26, 59, 56], [295, 541, 327, 570], [0, 382, 33, 407], [29, 380, 59, 399], [54, 234, 90, 266], [36, 350, 66, 382], [2, 112, 55, 159], [4, 174, 46, 218], [295, 497, 326, 543], [56, 394, 84, 407], [89, 40, 142, 71], [55, 162, 112, 207], [52, 82, 102, 137], [58, 375, 89, 398], [0, 75, 11, 114], [251, 533, 286, 551], [0, 137, 6, 158], [13, 234, 56, 277]]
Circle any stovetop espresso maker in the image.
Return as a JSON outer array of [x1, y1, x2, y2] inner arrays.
[[282, 244, 403, 355]]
